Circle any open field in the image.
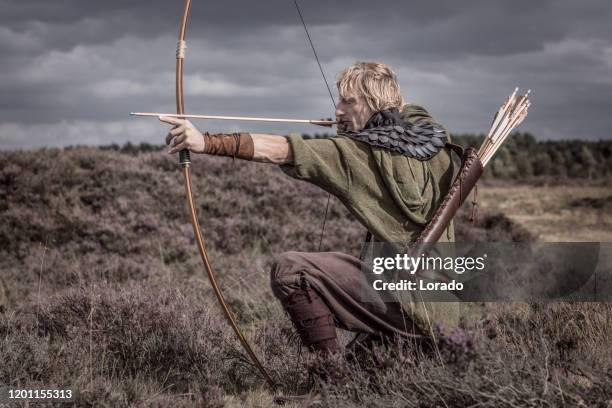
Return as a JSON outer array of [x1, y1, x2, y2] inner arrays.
[[478, 183, 612, 242], [0, 147, 611, 406]]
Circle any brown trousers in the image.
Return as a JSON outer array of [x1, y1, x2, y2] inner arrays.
[[270, 251, 426, 340]]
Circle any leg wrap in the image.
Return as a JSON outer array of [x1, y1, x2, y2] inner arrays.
[[284, 286, 339, 353]]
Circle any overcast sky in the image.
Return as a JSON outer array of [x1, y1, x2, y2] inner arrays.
[[1, 0, 611, 150]]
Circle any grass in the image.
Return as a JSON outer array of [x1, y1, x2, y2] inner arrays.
[[0, 147, 610, 406]]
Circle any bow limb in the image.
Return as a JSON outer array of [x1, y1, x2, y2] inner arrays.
[[175, 0, 276, 389]]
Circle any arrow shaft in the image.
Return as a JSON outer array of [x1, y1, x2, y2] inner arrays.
[[131, 112, 336, 126]]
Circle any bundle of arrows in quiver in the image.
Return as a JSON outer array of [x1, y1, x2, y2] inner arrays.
[[478, 87, 531, 166], [410, 87, 531, 250]]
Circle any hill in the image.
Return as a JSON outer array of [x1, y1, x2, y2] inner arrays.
[[0, 147, 610, 406]]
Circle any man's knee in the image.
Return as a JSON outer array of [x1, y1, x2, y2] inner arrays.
[[270, 251, 305, 284]]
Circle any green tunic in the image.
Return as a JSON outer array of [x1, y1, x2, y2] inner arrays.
[[280, 104, 465, 331], [280, 104, 458, 244]]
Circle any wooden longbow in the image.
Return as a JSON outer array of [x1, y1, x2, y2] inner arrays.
[[174, 0, 277, 388]]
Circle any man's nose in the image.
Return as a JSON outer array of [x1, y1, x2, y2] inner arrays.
[[335, 106, 345, 117]]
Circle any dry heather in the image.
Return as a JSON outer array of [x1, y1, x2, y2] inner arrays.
[[0, 147, 610, 407]]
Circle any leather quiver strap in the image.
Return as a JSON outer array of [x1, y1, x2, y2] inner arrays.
[[411, 143, 483, 253]]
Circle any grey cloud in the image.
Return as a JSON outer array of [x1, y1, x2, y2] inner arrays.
[[0, 0, 611, 150]]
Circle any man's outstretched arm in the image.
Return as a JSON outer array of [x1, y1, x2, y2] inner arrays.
[[250, 133, 293, 164], [160, 116, 293, 164]]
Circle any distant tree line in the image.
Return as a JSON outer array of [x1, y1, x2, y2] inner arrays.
[[302, 132, 611, 180], [451, 132, 611, 180], [99, 142, 163, 154]]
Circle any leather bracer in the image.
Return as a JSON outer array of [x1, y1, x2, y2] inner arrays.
[[202, 132, 254, 160]]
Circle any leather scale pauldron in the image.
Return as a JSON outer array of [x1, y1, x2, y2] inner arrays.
[[337, 108, 447, 161]]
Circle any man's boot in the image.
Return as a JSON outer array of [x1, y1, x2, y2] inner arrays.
[[283, 286, 340, 354]]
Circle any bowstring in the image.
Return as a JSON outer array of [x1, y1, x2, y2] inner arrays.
[[294, 0, 336, 252]]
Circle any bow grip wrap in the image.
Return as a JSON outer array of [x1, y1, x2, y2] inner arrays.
[[179, 149, 191, 167], [411, 144, 483, 253]]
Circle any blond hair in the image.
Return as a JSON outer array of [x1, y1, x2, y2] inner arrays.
[[336, 62, 404, 112]]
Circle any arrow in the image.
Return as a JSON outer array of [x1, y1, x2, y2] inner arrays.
[[130, 112, 336, 127]]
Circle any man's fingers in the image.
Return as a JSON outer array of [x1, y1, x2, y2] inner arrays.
[[171, 134, 186, 146], [165, 130, 178, 145], [170, 125, 186, 136], [158, 115, 185, 125], [165, 126, 186, 145], [168, 140, 187, 154], [166, 133, 185, 147]]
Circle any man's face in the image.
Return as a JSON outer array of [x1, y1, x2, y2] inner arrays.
[[335, 91, 374, 132]]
